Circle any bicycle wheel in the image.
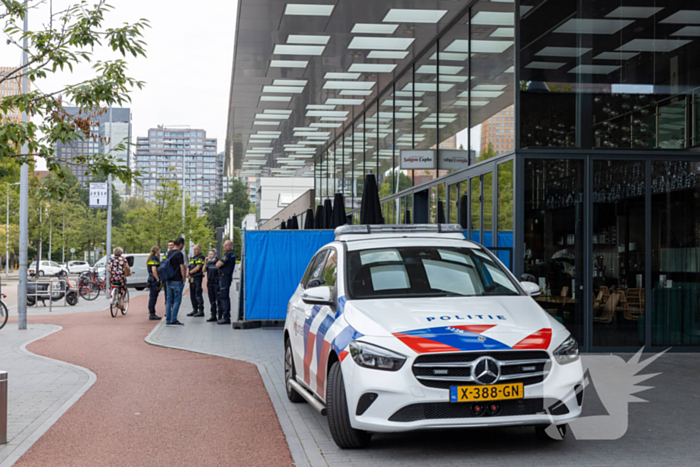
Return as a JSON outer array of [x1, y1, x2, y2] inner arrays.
[[121, 288, 129, 315], [79, 281, 99, 301], [0, 300, 8, 330], [110, 289, 119, 318]]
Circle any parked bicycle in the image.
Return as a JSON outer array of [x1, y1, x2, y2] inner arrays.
[[77, 270, 101, 300], [109, 284, 129, 318], [0, 293, 8, 330]]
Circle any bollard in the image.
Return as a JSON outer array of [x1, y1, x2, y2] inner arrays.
[[0, 371, 7, 444]]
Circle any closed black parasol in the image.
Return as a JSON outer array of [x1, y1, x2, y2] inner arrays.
[[303, 208, 314, 230], [314, 205, 324, 229], [437, 200, 446, 224], [332, 193, 347, 228], [458, 195, 468, 229], [323, 199, 333, 229], [280, 220, 287, 230], [360, 173, 384, 225]]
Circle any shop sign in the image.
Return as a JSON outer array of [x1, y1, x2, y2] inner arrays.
[[400, 150, 435, 170], [440, 149, 473, 171]]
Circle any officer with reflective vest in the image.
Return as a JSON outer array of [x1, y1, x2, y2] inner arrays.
[[205, 249, 220, 322], [186, 244, 206, 317], [216, 239, 235, 325], [146, 245, 162, 321]]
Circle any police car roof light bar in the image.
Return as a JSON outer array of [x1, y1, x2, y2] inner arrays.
[[334, 224, 463, 237]]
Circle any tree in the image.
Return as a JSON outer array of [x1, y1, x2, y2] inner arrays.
[[203, 179, 252, 230], [378, 170, 412, 199], [0, 0, 149, 189]]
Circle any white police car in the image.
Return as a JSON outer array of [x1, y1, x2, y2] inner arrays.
[[284, 225, 584, 449]]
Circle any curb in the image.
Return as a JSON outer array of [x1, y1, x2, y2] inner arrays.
[[0, 325, 97, 467], [144, 320, 311, 467]]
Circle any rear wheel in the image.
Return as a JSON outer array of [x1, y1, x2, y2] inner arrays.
[[284, 339, 305, 403], [120, 288, 129, 315], [66, 292, 78, 306], [327, 361, 372, 449], [0, 301, 8, 330], [79, 281, 99, 300], [110, 290, 119, 318]]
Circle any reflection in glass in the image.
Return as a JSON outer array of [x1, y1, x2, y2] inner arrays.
[[651, 161, 700, 346], [497, 160, 514, 269], [483, 173, 493, 247], [592, 161, 645, 347], [519, 0, 700, 151], [524, 159, 584, 344], [470, 177, 481, 242]]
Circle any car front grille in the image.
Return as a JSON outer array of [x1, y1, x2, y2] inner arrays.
[[388, 398, 569, 423], [412, 350, 550, 389]]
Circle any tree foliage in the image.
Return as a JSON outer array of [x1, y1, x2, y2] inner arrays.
[[0, 0, 149, 191], [203, 178, 252, 230]]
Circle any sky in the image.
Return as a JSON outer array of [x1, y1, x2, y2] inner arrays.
[[0, 0, 239, 170]]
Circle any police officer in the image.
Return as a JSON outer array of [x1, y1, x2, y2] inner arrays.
[[216, 239, 235, 325], [205, 249, 220, 322], [186, 244, 206, 317], [147, 246, 162, 320], [161, 240, 174, 306]]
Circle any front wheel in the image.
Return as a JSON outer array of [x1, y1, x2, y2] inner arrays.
[[327, 361, 372, 449], [284, 339, 305, 403], [37, 270, 44, 277], [0, 301, 8, 330], [79, 281, 99, 301]]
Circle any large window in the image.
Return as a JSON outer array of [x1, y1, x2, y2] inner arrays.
[[524, 159, 584, 344], [592, 161, 645, 347], [346, 247, 520, 300], [520, 0, 700, 151], [651, 161, 700, 345]]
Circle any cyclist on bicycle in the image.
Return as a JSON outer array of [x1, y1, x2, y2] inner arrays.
[[109, 247, 131, 309]]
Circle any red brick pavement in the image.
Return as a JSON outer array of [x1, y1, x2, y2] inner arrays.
[[14, 293, 293, 467]]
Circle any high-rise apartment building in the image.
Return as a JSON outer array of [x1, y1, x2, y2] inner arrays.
[[0, 66, 30, 123], [134, 127, 219, 209], [480, 105, 515, 157], [54, 107, 132, 195]]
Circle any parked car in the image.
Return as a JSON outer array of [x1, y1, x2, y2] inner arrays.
[[284, 224, 584, 449], [93, 253, 150, 290], [65, 260, 91, 274], [29, 260, 68, 277]]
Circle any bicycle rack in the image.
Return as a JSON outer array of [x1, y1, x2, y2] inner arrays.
[[26, 277, 76, 312]]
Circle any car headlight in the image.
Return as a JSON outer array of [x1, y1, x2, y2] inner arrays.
[[553, 335, 579, 365], [349, 341, 406, 371]]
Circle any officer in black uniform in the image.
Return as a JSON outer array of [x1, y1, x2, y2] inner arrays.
[[205, 249, 220, 322], [147, 246, 162, 320], [186, 244, 206, 317], [216, 240, 236, 325], [161, 240, 174, 306]]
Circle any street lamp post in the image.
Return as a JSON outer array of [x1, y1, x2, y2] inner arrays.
[[6, 182, 20, 275]]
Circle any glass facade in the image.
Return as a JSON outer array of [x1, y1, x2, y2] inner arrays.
[[306, 0, 700, 350], [520, 0, 700, 151]]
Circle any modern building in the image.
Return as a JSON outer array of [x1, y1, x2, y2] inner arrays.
[[481, 105, 514, 157], [256, 177, 314, 224], [226, 0, 700, 352], [134, 127, 218, 209], [54, 107, 132, 195], [0, 66, 30, 123]]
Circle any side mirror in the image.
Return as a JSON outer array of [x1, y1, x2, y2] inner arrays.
[[302, 286, 334, 306], [521, 281, 541, 297]]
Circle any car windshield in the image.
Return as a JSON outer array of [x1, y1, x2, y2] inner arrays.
[[346, 246, 520, 300]]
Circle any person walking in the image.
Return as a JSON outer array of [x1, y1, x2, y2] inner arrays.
[[186, 244, 206, 317], [205, 249, 220, 322], [165, 237, 186, 326], [146, 246, 162, 321], [216, 239, 236, 325]]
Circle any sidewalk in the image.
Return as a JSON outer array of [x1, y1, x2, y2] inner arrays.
[[0, 324, 94, 467]]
